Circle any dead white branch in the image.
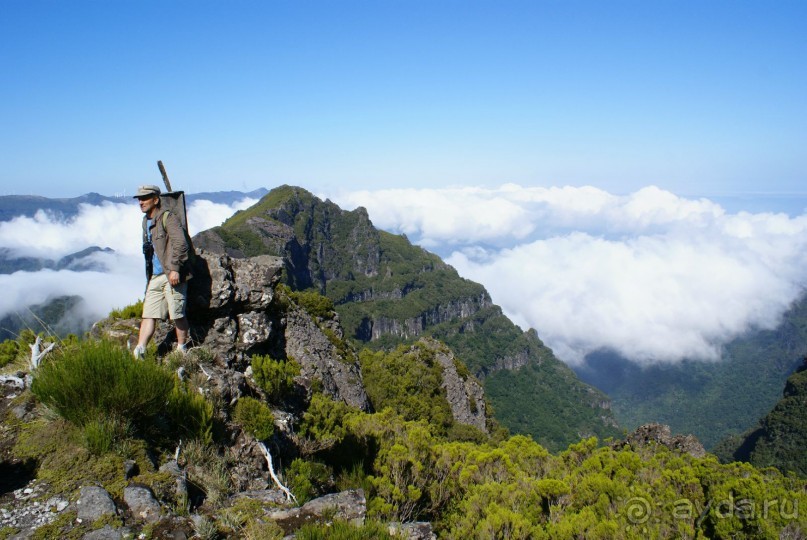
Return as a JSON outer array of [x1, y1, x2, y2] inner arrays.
[[199, 364, 213, 381], [258, 441, 297, 503], [29, 336, 55, 370]]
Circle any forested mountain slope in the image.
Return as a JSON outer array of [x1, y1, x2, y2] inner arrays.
[[575, 294, 807, 449]]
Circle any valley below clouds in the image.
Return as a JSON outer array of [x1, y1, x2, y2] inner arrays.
[[2, 184, 806, 368]]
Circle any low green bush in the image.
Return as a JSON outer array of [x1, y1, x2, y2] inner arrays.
[[233, 397, 275, 441], [165, 381, 214, 445], [108, 300, 143, 319], [32, 340, 173, 428], [289, 289, 335, 319], [0, 339, 21, 369], [295, 519, 394, 540], [251, 355, 300, 401], [286, 458, 332, 503], [31, 340, 213, 453]]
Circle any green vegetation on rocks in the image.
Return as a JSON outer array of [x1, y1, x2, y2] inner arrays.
[[251, 354, 301, 402], [294, 395, 807, 538], [233, 396, 275, 441], [360, 342, 455, 435]]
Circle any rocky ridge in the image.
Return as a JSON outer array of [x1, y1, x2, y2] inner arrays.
[[0, 249, 486, 537], [194, 185, 621, 450]]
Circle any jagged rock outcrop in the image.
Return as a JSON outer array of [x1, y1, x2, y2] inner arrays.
[[283, 304, 370, 411], [419, 339, 488, 433], [617, 423, 706, 458], [91, 251, 370, 411], [186, 251, 284, 368], [358, 295, 492, 341]]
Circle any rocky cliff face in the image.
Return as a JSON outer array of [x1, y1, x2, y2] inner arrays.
[[193, 185, 621, 451], [423, 339, 488, 433], [94, 251, 372, 412]]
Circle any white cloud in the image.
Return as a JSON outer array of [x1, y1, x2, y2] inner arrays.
[[0, 252, 144, 335], [331, 184, 807, 365], [0, 197, 257, 325], [187, 197, 258, 236], [0, 203, 142, 259]]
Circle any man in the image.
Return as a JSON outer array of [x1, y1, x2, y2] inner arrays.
[[132, 184, 192, 358]]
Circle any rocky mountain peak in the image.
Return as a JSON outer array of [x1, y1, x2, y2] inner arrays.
[[190, 185, 621, 451]]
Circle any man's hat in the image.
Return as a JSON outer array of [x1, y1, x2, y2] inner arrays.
[[133, 185, 161, 198]]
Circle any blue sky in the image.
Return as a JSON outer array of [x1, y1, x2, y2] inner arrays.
[[1, 0, 805, 199]]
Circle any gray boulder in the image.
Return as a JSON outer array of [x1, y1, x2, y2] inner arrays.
[[82, 525, 125, 540], [76, 486, 116, 522], [123, 486, 161, 523], [389, 522, 437, 539], [267, 489, 366, 533]]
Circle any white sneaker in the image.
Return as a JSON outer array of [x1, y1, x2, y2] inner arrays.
[[176, 343, 188, 355], [133, 345, 145, 360]]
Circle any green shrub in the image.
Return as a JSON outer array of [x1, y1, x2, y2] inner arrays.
[[251, 355, 300, 401], [82, 417, 128, 455], [108, 300, 143, 319], [0, 339, 21, 369], [289, 289, 335, 319], [359, 344, 453, 434], [233, 397, 275, 441], [165, 381, 214, 444], [295, 519, 394, 540], [31, 340, 213, 453], [299, 393, 353, 446], [32, 340, 174, 429], [446, 423, 489, 444], [286, 458, 332, 503]]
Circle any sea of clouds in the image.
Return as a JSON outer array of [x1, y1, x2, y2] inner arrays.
[[2, 185, 806, 367], [0, 197, 257, 334], [332, 185, 807, 366]]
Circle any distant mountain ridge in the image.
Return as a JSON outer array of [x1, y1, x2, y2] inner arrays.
[[193, 185, 621, 450], [0, 189, 269, 222], [0, 246, 114, 274]]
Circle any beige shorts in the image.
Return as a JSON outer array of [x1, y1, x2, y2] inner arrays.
[[142, 273, 187, 320]]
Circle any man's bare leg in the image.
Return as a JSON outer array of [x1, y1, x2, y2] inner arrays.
[[134, 318, 156, 358], [174, 317, 190, 351]]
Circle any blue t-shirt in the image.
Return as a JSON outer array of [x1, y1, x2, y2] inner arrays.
[[146, 218, 163, 276]]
